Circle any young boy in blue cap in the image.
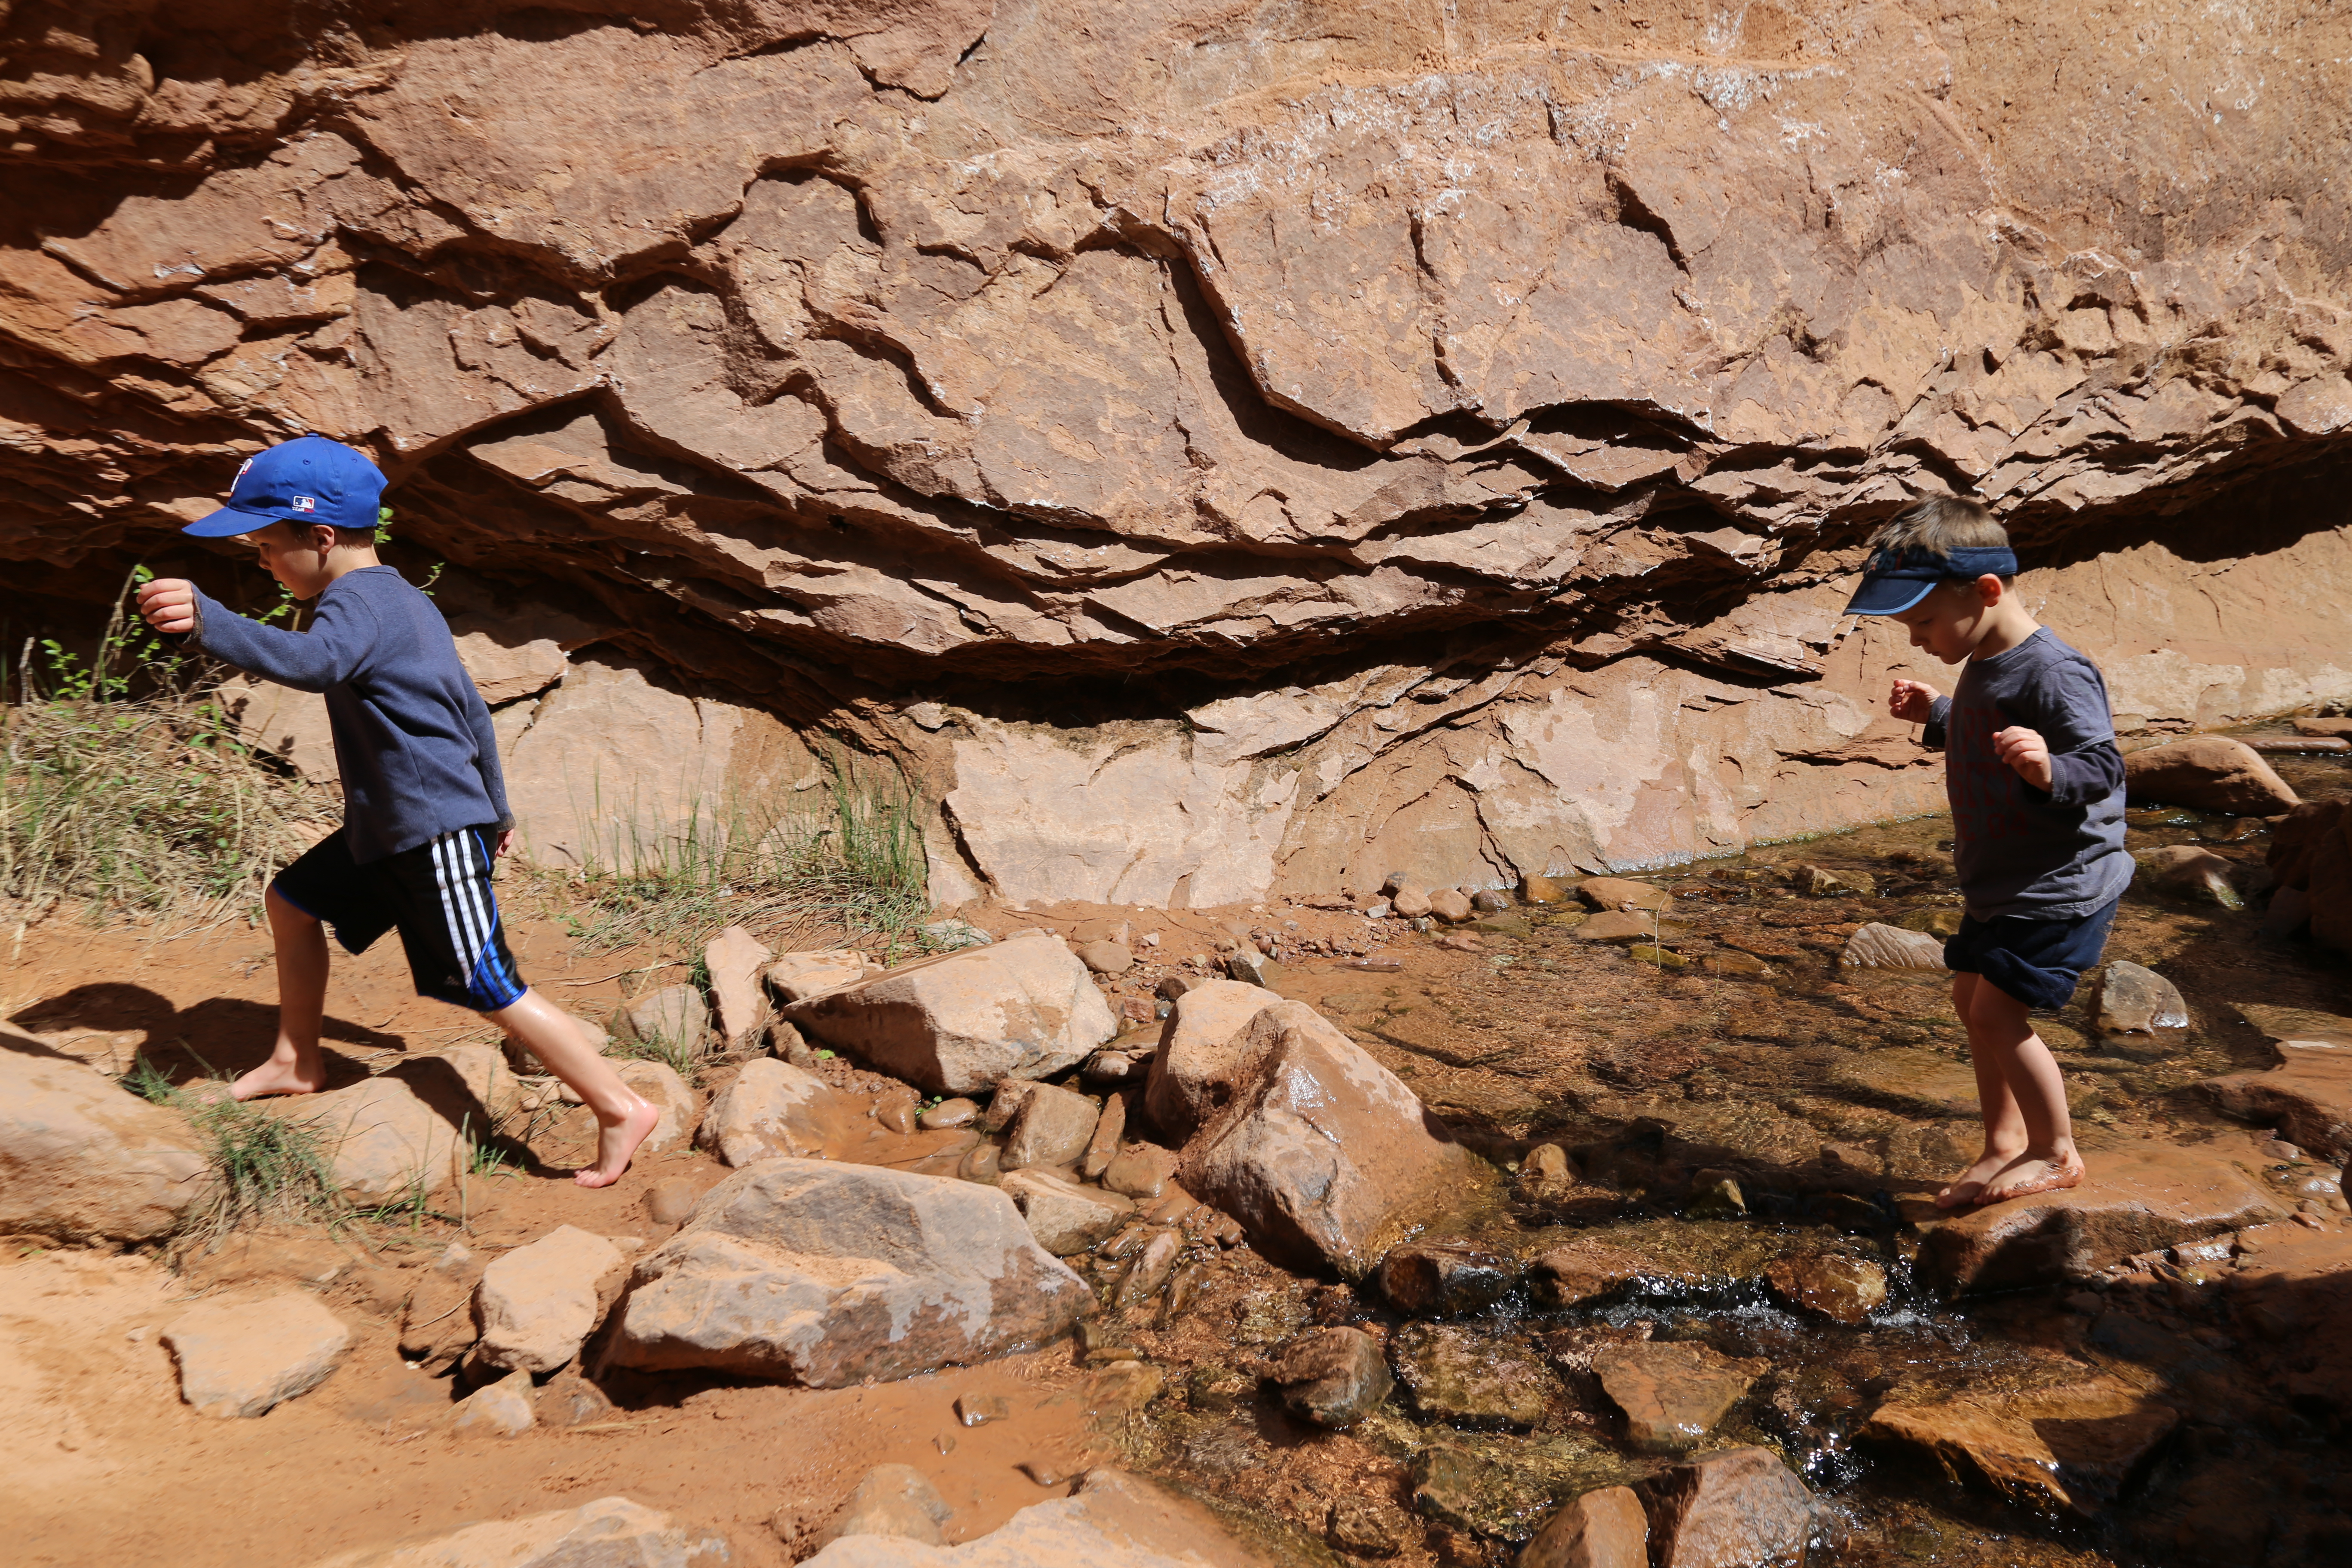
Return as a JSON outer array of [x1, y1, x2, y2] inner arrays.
[[1849, 495, 2129, 1207], [138, 435, 658, 1188]]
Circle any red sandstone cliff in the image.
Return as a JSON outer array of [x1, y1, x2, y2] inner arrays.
[[6, 2, 2351, 903]]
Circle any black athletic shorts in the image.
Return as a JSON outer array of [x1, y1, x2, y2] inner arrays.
[[271, 824, 527, 1012], [1944, 895, 2120, 1013]]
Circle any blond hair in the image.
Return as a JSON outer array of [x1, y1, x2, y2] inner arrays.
[[1869, 495, 2004, 557]]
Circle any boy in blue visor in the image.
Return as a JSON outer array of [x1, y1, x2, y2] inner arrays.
[[138, 435, 658, 1188], [1852, 496, 2129, 1207]]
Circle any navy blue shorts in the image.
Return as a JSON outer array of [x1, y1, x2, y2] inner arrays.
[[272, 825, 527, 1012], [1943, 897, 2119, 1012]]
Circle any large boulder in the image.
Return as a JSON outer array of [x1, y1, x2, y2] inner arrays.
[[309, 1497, 729, 1568], [696, 1058, 864, 1166], [1143, 979, 1283, 1141], [607, 1159, 1092, 1386], [1174, 1001, 1474, 1278], [1920, 1145, 2283, 1293], [0, 1029, 213, 1241], [780, 930, 1118, 1095], [162, 1292, 350, 1418], [470, 1225, 631, 1375], [2123, 736, 2299, 815]]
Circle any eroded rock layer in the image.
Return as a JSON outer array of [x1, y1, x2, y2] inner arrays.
[[8, 2, 2352, 902]]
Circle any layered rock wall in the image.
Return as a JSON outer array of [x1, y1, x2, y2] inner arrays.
[[7, 2, 2352, 903]]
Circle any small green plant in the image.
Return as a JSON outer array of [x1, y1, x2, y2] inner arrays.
[[612, 1027, 704, 1083], [5, 570, 332, 927], [548, 755, 931, 964], [126, 1059, 344, 1245]]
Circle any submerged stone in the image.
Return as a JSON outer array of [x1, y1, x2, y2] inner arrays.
[[1636, 1447, 1816, 1568], [1592, 1341, 1758, 1454], [1763, 1253, 1888, 1326], [1410, 1444, 1556, 1544], [1389, 1323, 1556, 1430]]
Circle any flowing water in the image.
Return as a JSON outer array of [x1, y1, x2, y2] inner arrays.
[[1099, 733, 2352, 1566]]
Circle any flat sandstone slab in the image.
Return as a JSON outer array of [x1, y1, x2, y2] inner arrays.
[[1918, 1146, 2282, 1293]]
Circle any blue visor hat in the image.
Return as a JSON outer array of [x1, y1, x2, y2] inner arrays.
[[182, 435, 386, 538], [1844, 544, 2019, 616]]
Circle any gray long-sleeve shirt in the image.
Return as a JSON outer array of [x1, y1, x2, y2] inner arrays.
[[1921, 627, 2132, 921], [189, 567, 511, 864]]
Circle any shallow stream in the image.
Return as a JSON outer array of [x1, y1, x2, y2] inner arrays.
[[1106, 733, 2352, 1566]]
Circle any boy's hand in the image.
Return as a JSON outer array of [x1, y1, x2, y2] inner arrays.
[[1994, 726, 2053, 790], [494, 829, 514, 858], [137, 577, 198, 635], [1889, 677, 1940, 723]]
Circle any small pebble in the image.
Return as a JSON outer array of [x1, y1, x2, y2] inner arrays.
[[956, 1393, 1010, 1427]]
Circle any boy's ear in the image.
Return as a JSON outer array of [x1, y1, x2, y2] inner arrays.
[[1973, 573, 2004, 606]]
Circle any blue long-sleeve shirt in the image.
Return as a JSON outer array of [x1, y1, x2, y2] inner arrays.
[[187, 567, 511, 864], [1921, 626, 2131, 921]]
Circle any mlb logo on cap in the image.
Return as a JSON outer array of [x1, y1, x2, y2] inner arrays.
[[181, 435, 386, 538]]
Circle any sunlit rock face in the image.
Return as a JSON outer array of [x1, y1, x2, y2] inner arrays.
[[8, 2, 2352, 903]]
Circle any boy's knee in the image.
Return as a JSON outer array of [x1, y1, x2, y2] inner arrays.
[[265, 885, 318, 924]]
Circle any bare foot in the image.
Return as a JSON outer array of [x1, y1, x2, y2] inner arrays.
[[573, 1097, 660, 1188], [1934, 1148, 2023, 1210], [1973, 1150, 2086, 1207], [230, 1059, 328, 1101]]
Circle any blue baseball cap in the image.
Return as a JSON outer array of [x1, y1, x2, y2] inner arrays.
[[183, 435, 386, 538], [1845, 544, 2019, 616]]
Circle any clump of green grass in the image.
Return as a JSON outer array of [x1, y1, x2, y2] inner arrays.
[[555, 760, 933, 960], [3, 570, 331, 928], [126, 1056, 343, 1245]]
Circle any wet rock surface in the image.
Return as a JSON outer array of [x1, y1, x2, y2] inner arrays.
[[1269, 1326, 1394, 1429], [2095, 961, 2191, 1034], [1862, 1376, 2178, 1519], [1592, 1341, 1759, 1454], [1636, 1447, 1816, 1568], [2125, 738, 2300, 816], [1921, 1145, 2283, 1292], [1389, 1324, 1555, 1430]]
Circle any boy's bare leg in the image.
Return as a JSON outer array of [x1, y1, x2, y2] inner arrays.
[[487, 988, 659, 1188], [1963, 978, 2085, 1204], [1935, 972, 2030, 1208], [231, 886, 333, 1100]]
